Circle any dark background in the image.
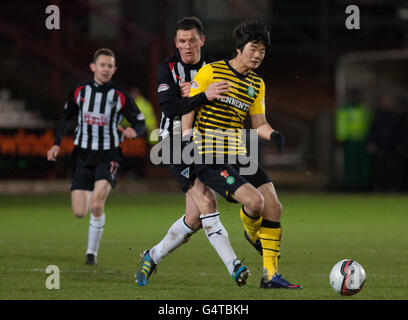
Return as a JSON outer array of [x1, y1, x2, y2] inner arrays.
[[1, 0, 407, 192]]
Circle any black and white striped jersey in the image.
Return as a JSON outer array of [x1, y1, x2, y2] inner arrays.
[[54, 79, 145, 150], [156, 51, 211, 140]]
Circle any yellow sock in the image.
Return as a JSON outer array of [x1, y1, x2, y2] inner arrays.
[[259, 224, 281, 280], [240, 207, 262, 243]]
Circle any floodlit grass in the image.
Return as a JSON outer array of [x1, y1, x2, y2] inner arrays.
[[0, 192, 407, 300]]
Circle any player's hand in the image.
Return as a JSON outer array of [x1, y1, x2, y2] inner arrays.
[[180, 82, 192, 98], [205, 81, 231, 101], [118, 126, 137, 139], [47, 145, 60, 161], [270, 131, 285, 152]]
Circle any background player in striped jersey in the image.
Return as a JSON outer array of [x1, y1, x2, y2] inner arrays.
[[136, 17, 250, 287], [47, 48, 146, 265], [183, 20, 301, 289]]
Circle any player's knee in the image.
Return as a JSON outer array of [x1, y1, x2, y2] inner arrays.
[[201, 194, 217, 213], [73, 209, 87, 219], [90, 201, 104, 216], [263, 200, 282, 221], [245, 193, 264, 217], [71, 203, 88, 218], [272, 200, 283, 219]]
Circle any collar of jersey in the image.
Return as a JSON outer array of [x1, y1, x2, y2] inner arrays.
[[175, 50, 204, 70], [92, 80, 113, 91], [224, 59, 250, 81]]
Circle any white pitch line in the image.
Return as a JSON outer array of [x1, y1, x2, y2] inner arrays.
[[6, 268, 121, 274]]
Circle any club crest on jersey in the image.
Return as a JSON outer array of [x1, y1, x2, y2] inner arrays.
[[247, 86, 255, 98], [191, 80, 199, 89], [109, 100, 117, 107], [158, 83, 170, 93], [226, 176, 235, 185], [181, 167, 190, 178]]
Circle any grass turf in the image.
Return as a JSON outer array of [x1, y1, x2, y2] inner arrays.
[[0, 192, 407, 300]]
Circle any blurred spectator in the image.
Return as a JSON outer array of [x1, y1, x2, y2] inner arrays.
[[367, 93, 399, 192], [336, 90, 373, 191], [122, 87, 158, 145], [121, 87, 158, 177]]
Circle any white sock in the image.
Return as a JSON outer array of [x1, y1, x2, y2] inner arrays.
[[150, 215, 195, 264], [200, 212, 237, 276], [86, 213, 105, 257]]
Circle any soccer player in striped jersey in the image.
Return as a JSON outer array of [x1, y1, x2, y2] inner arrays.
[[183, 20, 301, 289], [47, 48, 146, 265], [136, 17, 250, 287]]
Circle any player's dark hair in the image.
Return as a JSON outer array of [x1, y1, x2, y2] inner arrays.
[[232, 19, 271, 56], [93, 48, 116, 63], [176, 16, 204, 36]]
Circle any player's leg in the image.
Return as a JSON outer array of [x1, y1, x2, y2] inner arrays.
[[136, 162, 201, 286], [69, 148, 100, 263], [70, 148, 94, 218], [149, 193, 200, 265], [71, 190, 92, 218], [256, 182, 282, 278], [85, 179, 111, 265], [232, 182, 264, 247], [85, 155, 119, 265], [137, 193, 200, 286], [135, 194, 201, 286], [195, 162, 264, 219], [188, 178, 250, 286], [257, 182, 301, 289], [239, 162, 301, 288]]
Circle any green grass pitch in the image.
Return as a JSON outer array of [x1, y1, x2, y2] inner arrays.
[[0, 192, 407, 300]]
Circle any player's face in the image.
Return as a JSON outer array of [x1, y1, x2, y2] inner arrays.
[[175, 29, 205, 65], [90, 55, 117, 85], [237, 41, 266, 70]]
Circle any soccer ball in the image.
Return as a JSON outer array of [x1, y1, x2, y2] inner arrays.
[[329, 259, 366, 296]]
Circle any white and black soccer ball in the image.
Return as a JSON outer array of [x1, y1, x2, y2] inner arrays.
[[329, 259, 366, 296]]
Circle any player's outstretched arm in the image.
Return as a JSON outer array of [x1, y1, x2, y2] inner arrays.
[[251, 113, 284, 152], [47, 145, 60, 161]]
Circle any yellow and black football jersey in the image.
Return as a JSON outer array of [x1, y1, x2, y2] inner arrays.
[[189, 59, 266, 157]]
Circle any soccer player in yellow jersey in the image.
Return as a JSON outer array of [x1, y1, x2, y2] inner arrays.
[[135, 17, 250, 288], [183, 19, 301, 289]]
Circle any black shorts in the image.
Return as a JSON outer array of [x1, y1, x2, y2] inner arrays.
[[195, 159, 272, 202], [161, 135, 196, 193], [167, 163, 195, 193], [70, 147, 122, 191]]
